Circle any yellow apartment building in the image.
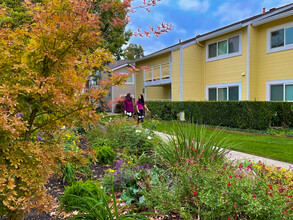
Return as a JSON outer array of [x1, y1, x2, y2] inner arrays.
[[134, 3, 293, 102]]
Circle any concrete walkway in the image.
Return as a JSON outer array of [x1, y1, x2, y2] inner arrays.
[[154, 131, 293, 170]]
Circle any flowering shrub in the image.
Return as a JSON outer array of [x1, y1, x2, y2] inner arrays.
[[141, 157, 293, 219], [87, 117, 156, 154]]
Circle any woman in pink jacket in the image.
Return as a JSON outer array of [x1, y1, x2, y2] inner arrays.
[[136, 94, 149, 123], [124, 93, 134, 118]]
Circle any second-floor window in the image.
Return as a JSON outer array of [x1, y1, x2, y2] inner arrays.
[[267, 22, 293, 53], [207, 35, 241, 62]]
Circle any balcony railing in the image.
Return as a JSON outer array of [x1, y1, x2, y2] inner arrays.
[[144, 63, 171, 86]]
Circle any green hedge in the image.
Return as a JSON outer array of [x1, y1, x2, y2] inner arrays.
[[146, 101, 293, 130]]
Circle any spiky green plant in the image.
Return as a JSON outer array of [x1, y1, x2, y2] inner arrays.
[[155, 122, 234, 166]]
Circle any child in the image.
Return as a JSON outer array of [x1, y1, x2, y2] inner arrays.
[[124, 93, 134, 118], [136, 94, 149, 123]]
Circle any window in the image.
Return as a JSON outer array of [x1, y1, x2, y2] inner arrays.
[[126, 75, 134, 84], [121, 73, 134, 84], [206, 83, 241, 101], [267, 22, 293, 53], [270, 84, 293, 101], [266, 80, 293, 101], [206, 35, 241, 61]]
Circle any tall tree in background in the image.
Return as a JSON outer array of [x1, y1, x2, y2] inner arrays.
[[0, 0, 132, 59], [123, 43, 145, 60]]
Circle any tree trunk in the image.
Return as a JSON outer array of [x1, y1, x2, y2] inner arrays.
[[24, 108, 38, 141]]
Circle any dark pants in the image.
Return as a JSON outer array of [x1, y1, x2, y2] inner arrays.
[[138, 109, 144, 123]]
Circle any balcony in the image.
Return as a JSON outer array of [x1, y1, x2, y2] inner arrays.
[[144, 63, 171, 86]]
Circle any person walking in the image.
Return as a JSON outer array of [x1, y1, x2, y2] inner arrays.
[[136, 94, 149, 123], [124, 93, 134, 118]]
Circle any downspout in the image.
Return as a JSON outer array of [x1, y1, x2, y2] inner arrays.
[[246, 25, 250, 101]]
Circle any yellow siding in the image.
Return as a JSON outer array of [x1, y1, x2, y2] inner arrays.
[[135, 53, 170, 100], [249, 25, 259, 100], [146, 85, 171, 100], [203, 28, 248, 100], [182, 44, 204, 101], [172, 49, 180, 101], [256, 15, 293, 100]]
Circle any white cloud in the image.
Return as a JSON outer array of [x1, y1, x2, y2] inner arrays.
[[213, 2, 252, 24], [178, 0, 210, 12]]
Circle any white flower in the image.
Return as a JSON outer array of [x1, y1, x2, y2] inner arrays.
[[147, 136, 151, 140], [136, 130, 142, 133]]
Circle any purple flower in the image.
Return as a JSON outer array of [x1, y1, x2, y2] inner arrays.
[[98, 124, 105, 132], [16, 112, 24, 118], [36, 132, 45, 141]]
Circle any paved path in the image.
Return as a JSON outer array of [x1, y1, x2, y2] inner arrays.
[[154, 131, 293, 170]]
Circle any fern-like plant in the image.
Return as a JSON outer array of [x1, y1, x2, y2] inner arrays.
[[60, 180, 102, 212], [94, 145, 116, 165]]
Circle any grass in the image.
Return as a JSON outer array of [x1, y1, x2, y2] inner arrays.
[[144, 120, 293, 164]]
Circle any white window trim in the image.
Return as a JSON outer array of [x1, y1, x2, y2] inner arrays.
[[267, 21, 293, 54], [206, 33, 242, 62], [206, 82, 242, 101], [266, 79, 293, 101]]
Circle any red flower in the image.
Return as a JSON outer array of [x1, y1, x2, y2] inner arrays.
[[253, 194, 256, 198], [233, 205, 237, 208], [165, 201, 168, 204], [229, 176, 232, 179], [190, 185, 194, 189], [193, 191, 197, 195], [227, 182, 231, 186], [228, 218, 231, 220], [268, 193, 273, 197], [268, 185, 273, 189], [147, 183, 150, 187]]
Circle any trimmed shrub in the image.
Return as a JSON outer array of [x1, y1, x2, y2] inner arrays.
[[146, 101, 293, 130]]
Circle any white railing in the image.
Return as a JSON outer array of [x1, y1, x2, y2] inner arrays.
[[144, 63, 170, 82]]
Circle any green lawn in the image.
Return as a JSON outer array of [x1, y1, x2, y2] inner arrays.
[[145, 120, 293, 164]]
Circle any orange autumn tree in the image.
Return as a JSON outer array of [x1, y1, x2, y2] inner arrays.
[[0, 0, 128, 218], [0, 0, 172, 219]]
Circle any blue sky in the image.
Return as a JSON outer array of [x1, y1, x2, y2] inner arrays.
[[126, 0, 293, 55]]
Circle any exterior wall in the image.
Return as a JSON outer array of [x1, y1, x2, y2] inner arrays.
[[172, 49, 181, 101], [136, 53, 170, 100], [249, 25, 259, 100], [256, 15, 293, 101], [108, 66, 136, 112], [202, 28, 248, 100], [146, 84, 171, 100], [182, 44, 204, 101]]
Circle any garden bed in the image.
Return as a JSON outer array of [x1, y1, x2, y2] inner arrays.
[[1, 117, 293, 220]]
